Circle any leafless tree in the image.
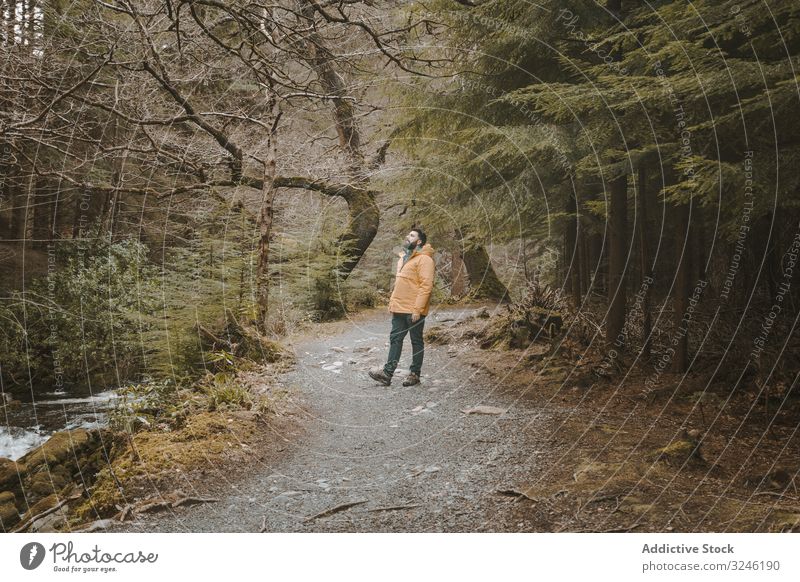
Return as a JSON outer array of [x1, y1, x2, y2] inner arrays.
[[1, 0, 440, 329]]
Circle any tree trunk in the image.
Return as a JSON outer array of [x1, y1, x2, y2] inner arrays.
[[299, 0, 378, 280], [763, 212, 780, 300], [256, 166, 276, 332], [605, 0, 627, 348], [451, 246, 467, 297], [26, 0, 36, 45], [71, 190, 81, 239], [673, 203, 691, 374], [462, 244, 511, 302], [607, 170, 628, 347], [255, 90, 280, 333], [0, 5, 14, 238], [565, 192, 582, 307], [11, 179, 26, 243], [637, 164, 652, 357], [578, 220, 589, 298], [0, 138, 12, 238], [52, 184, 72, 240], [693, 206, 706, 287], [5, 1, 15, 47], [32, 178, 55, 250], [582, 227, 594, 297], [101, 111, 126, 239], [331, 187, 379, 277]]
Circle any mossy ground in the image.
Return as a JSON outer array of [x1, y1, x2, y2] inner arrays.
[[69, 364, 299, 527]]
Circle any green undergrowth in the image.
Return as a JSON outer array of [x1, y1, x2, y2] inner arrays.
[[73, 352, 292, 522]]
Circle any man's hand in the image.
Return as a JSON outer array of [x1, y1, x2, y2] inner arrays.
[[411, 312, 421, 323]]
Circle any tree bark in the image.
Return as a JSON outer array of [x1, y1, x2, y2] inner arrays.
[[256, 165, 276, 332], [578, 213, 587, 298], [565, 192, 582, 307], [451, 246, 467, 297], [0, 3, 14, 237], [331, 187, 380, 278], [255, 92, 280, 332], [299, 0, 378, 280], [758, 212, 780, 301], [5, 1, 15, 47], [605, 0, 627, 348], [673, 203, 691, 374], [0, 138, 13, 238], [637, 164, 652, 357], [582, 227, 594, 297], [607, 170, 628, 347], [32, 178, 56, 250], [462, 243, 511, 302], [10, 179, 25, 244], [299, 0, 363, 175]]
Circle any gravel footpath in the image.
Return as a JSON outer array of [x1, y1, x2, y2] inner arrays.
[[110, 306, 561, 532]]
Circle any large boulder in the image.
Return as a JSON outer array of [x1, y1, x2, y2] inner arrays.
[[19, 429, 102, 502], [0, 457, 26, 490], [1, 429, 106, 532], [0, 459, 26, 532], [0, 490, 21, 530], [18, 429, 94, 469], [0, 497, 20, 530], [14, 493, 61, 533]]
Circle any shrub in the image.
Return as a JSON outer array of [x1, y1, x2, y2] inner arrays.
[[0, 237, 160, 393]]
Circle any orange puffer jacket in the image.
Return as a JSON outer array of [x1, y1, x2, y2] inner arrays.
[[388, 243, 435, 316]]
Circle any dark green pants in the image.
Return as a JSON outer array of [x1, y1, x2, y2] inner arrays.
[[383, 312, 425, 377]]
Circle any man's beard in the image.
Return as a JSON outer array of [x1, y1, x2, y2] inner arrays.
[[403, 240, 416, 250]]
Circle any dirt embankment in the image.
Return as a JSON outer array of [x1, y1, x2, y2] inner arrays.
[[427, 310, 800, 532]]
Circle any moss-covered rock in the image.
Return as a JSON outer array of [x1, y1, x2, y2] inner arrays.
[[424, 326, 452, 345], [75, 409, 263, 520], [19, 493, 59, 523], [0, 457, 26, 489], [18, 429, 94, 470], [650, 437, 704, 466], [0, 499, 20, 531], [28, 471, 69, 498], [4, 429, 105, 520]]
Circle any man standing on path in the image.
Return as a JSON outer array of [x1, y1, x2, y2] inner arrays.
[[369, 228, 435, 387]]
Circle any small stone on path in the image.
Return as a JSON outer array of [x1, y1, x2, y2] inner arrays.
[[461, 405, 507, 415]]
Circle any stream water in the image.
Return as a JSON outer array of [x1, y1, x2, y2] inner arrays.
[[0, 388, 119, 460]]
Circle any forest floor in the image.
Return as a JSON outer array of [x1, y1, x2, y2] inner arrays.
[[106, 305, 800, 532]]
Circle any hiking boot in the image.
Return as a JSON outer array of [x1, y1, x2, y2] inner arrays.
[[402, 373, 421, 387], [368, 367, 392, 386]]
